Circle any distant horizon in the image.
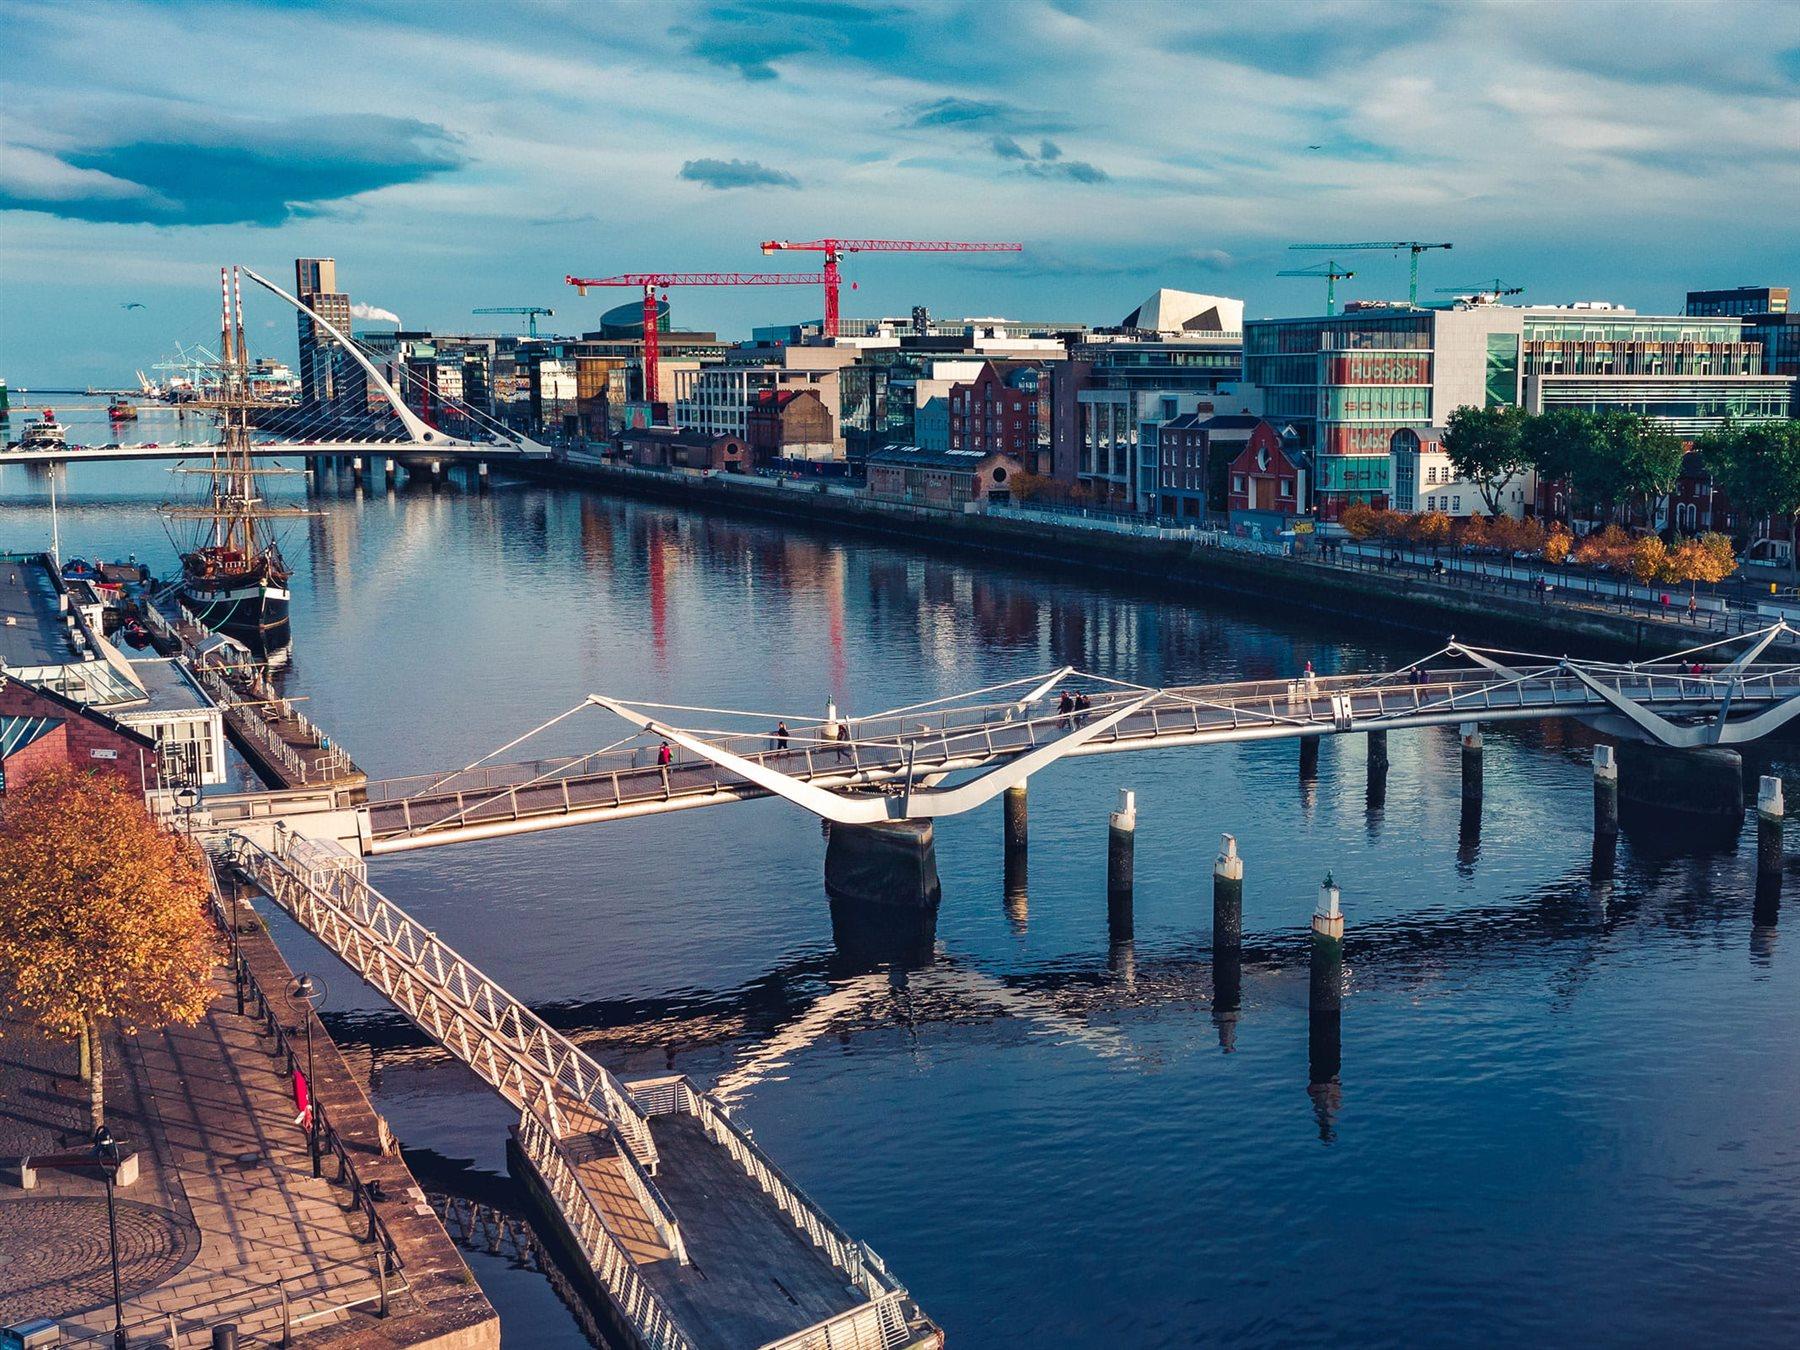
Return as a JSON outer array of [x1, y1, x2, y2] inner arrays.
[[4, 0, 1796, 383]]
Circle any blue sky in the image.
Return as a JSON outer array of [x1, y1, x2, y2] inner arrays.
[[3, 0, 1798, 383]]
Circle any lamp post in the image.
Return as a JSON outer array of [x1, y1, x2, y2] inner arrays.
[[92, 1124, 127, 1350], [289, 974, 328, 1178]]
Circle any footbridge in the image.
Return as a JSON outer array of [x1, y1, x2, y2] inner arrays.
[[214, 829, 940, 1350], [200, 624, 1800, 855]]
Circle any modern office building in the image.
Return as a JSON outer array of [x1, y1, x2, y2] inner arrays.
[[1246, 302, 1795, 513], [293, 257, 364, 412], [1688, 285, 1798, 414], [1685, 286, 1789, 318]]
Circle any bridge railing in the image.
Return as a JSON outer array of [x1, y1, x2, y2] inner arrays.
[[221, 828, 661, 1171]]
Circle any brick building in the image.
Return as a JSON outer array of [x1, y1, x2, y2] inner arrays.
[[746, 388, 838, 464], [1224, 421, 1310, 537], [620, 427, 749, 472], [0, 675, 158, 796], [948, 362, 1050, 473], [865, 446, 1024, 511]]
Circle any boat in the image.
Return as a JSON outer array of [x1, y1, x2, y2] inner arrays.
[[17, 408, 66, 448], [163, 268, 315, 649], [0, 376, 9, 414], [108, 395, 139, 420]]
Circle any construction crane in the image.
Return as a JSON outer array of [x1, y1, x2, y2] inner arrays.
[[1435, 280, 1524, 305], [1277, 261, 1357, 315], [1289, 241, 1453, 304], [757, 238, 1023, 338], [472, 306, 555, 338], [563, 272, 824, 413]]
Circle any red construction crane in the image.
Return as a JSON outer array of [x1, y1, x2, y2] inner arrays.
[[757, 239, 1024, 338], [563, 271, 824, 413]]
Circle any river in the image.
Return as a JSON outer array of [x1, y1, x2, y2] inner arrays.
[[6, 405, 1800, 1346]]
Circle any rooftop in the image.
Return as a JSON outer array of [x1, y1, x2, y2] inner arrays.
[[121, 657, 215, 716], [0, 551, 79, 669]]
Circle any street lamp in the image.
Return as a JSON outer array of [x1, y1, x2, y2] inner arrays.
[[92, 1124, 127, 1350], [289, 974, 328, 1178]]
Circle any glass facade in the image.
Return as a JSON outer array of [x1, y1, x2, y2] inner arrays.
[[1533, 378, 1793, 435], [1485, 333, 1520, 407]]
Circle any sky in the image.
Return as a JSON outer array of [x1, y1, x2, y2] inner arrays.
[[2, 0, 1798, 384]]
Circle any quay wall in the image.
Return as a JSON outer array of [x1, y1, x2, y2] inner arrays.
[[520, 459, 1716, 661]]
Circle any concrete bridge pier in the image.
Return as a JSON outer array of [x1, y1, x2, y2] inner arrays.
[[350, 455, 363, 484], [1366, 729, 1389, 811], [1211, 835, 1244, 1051], [1308, 877, 1344, 1138], [478, 460, 490, 491], [1003, 780, 1028, 855], [1107, 791, 1136, 939], [1593, 745, 1619, 838], [385, 457, 397, 487], [1460, 722, 1483, 803], [1757, 775, 1784, 912], [1616, 742, 1744, 831], [1299, 734, 1321, 780], [824, 820, 940, 964]]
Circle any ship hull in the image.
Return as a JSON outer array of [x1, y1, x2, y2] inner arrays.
[[179, 575, 290, 644]]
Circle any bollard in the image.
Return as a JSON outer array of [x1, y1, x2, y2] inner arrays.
[[1593, 744, 1619, 837], [212, 1326, 240, 1350], [1309, 874, 1344, 1017], [1299, 734, 1320, 780], [1460, 722, 1483, 802], [1213, 834, 1243, 956], [1107, 789, 1135, 938], [1003, 779, 1028, 854], [1758, 775, 1784, 893]]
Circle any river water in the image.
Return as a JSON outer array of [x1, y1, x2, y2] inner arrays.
[[7, 407, 1800, 1347]]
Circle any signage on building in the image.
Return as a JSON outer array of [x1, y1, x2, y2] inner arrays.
[[1327, 353, 1431, 385], [90, 748, 118, 760]]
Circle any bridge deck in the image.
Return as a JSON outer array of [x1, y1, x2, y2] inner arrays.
[[639, 1114, 869, 1346], [357, 662, 1800, 849]]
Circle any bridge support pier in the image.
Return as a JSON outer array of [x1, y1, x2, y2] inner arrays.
[[1593, 745, 1619, 838], [1366, 730, 1389, 809], [1211, 835, 1243, 1050], [1003, 780, 1028, 854], [478, 461, 490, 491], [1299, 734, 1320, 780], [1107, 790, 1135, 939], [385, 458, 397, 486], [1616, 742, 1744, 827], [1460, 722, 1483, 803], [824, 820, 940, 964], [1308, 877, 1344, 1135], [1758, 776, 1784, 912]]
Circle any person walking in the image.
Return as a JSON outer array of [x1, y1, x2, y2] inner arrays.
[[1058, 690, 1074, 727], [837, 721, 853, 761], [775, 721, 790, 750], [1074, 691, 1092, 724], [1687, 594, 1699, 623], [657, 740, 672, 768], [1303, 659, 1319, 699]]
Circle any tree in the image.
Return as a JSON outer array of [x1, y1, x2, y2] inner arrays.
[[1522, 408, 1604, 522], [1340, 500, 1381, 539], [1629, 534, 1668, 584], [1412, 510, 1453, 550], [0, 768, 215, 1129], [1704, 419, 1800, 577], [1442, 404, 1529, 515], [1600, 412, 1684, 533], [1543, 522, 1574, 564]]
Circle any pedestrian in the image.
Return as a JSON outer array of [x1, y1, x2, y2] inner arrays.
[[657, 740, 672, 767], [1058, 690, 1074, 727], [1303, 659, 1319, 699], [1074, 691, 1092, 724], [775, 720, 790, 750], [837, 721, 853, 761], [1687, 594, 1698, 622]]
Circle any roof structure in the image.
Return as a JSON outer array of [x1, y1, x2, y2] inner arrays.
[[1119, 289, 1245, 335], [866, 444, 1018, 470]]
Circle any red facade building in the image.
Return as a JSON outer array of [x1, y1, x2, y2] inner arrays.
[[1225, 422, 1309, 534], [0, 676, 158, 797], [949, 362, 1050, 474]]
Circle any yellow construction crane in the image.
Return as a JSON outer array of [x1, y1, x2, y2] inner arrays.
[[1289, 242, 1453, 304]]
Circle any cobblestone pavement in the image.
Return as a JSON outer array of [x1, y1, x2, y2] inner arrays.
[[1, 967, 395, 1344]]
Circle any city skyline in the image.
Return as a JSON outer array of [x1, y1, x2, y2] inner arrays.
[[3, 0, 1798, 382]]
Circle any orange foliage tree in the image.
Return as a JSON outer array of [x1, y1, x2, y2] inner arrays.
[[1543, 523, 1575, 565], [1340, 500, 1381, 539], [1412, 511, 1453, 548], [0, 767, 215, 1128]]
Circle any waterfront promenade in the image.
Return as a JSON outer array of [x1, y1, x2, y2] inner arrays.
[[0, 914, 496, 1347]]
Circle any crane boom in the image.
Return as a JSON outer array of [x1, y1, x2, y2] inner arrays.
[[1288, 241, 1452, 303], [758, 237, 1024, 337], [562, 271, 827, 421], [1277, 262, 1356, 315], [472, 305, 556, 337]]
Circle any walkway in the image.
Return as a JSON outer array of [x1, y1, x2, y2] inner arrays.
[[0, 969, 392, 1345]]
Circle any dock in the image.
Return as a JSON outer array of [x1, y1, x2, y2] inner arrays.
[[141, 596, 368, 795]]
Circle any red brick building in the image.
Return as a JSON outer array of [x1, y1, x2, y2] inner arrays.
[[746, 388, 838, 464], [1225, 421, 1309, 535], [620, 427, 748, 472], [866, 446, 1024, 510], [949, 362, 1050, 473], [0, 675, 158, 796]]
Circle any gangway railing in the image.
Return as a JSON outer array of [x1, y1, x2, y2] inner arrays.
[[220, 828, 659, 1168]]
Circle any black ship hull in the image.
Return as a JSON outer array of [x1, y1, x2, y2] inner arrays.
[[179, 574, 290, 645]]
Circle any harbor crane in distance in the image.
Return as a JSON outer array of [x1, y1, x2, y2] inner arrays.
[[757, 238, 1024, 338], [1277, 261, 1357, 316], [563, 271, 825, 418], [1289, 241, 1453, 304], [472, 306, 556, 338], [1435, 280, 1525, 305]]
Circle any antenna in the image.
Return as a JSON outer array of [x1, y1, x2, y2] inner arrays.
[[49, 470, 61, 565]]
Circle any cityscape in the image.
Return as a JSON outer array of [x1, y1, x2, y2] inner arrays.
[[4, 2, 1800, 1349]]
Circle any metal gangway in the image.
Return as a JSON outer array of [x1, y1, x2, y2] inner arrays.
[[219, 828, 937, 1350]]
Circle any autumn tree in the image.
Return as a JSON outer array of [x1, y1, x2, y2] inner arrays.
[[1339, 500, 1381, 539], [1543, 522, 1575, 564], [1442, 404, 1530, 515], [0, 767, 215, 1129]]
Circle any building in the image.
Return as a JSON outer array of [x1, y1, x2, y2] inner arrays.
[[865, 445, 1023, 510], [746, 389, 837, 463], [1152, 412, 1278, 520], [1685, 286, 1789, 318], [620, 426, 749, 472], [1389, 426, 1532, 518], [1224, 421, 1310, 537], [1247, 302, 1796, 515], [0, 674, 158, 796], [294, 257, 366, 413], [947, 361, 1051, 472], [1, 552, 226, 787]]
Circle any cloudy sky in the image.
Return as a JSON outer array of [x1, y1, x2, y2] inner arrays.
[[3, 0, 1797, 383]]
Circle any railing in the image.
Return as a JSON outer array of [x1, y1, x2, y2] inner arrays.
[[758, 1297, 913, 1350], [223, 829, 660, 1169], [515, 1108, 694, 1350]]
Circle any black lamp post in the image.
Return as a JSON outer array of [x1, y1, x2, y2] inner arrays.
[[92, 1124, 127, 1350], [290, 974, 327, 1178]]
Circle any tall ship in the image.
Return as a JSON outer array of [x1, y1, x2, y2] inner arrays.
[[163, 268, 313, 647]]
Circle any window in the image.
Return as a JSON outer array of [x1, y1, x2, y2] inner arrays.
[[1452, 495, 1461, 511], [1233, 475, 1246, 493], [1281, 480, 1293, 498]]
